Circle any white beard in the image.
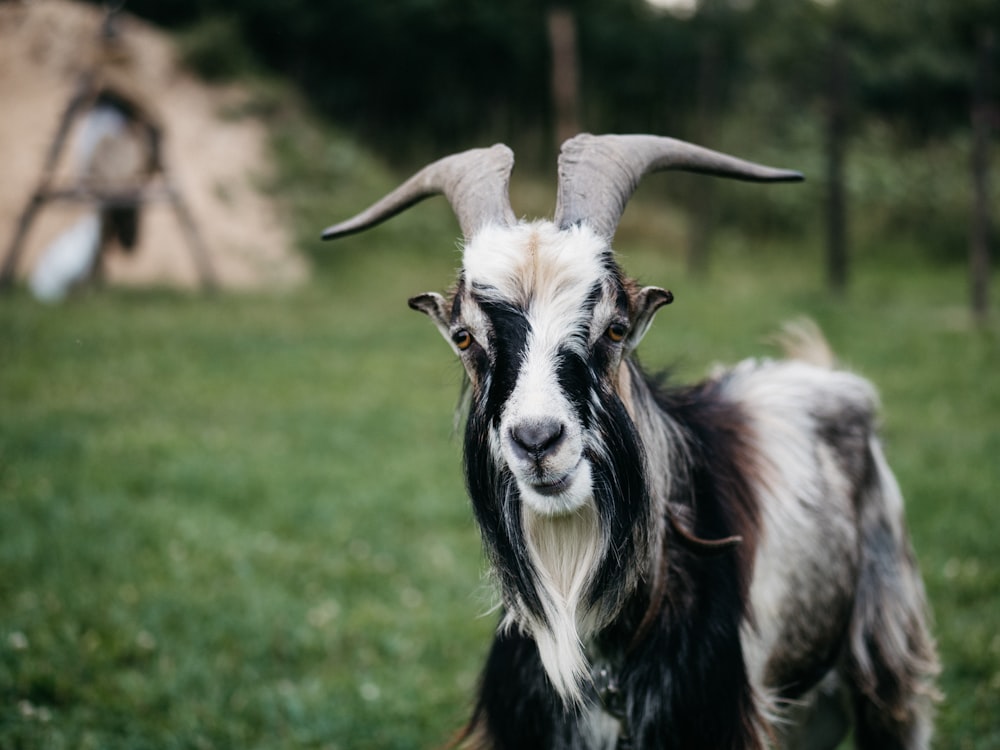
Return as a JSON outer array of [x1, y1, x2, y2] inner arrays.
[[502, 499, 605, 705]]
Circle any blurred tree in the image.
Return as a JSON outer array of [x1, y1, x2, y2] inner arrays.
[[970, 28, 995, 324], [730, 0, 857, 292], [116, 0, 697, 165], [736, 0, 998, 293], [547, 6, 582, 148], [825, 24, 849, 295], [682, 0, 730, 276], [109, 0, 997, 286], [829, 0, 998, 309]]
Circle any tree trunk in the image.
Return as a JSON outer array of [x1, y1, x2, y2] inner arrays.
[[970, 29, 994, 325], [825, 30, 849, 295], [687, 36, 720, 277], [547, 7, 581, 149]]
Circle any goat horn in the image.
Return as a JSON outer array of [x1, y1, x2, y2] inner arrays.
[[553, 133, 803, 242], [321, 144, 516, 242]]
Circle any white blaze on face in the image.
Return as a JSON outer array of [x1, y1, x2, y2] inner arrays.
[[462, 221, 619, 704], [462, 221, 611, 516]]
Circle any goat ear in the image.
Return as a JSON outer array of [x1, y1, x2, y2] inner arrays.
[[408, 292, 457, 353], [627, 286, 673, 351]]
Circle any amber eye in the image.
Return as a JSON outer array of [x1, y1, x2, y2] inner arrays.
[[606, 322, 628, 343], [452, 329, 474, 351]]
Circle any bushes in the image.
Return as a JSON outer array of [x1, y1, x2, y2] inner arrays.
[[176, 15, 259, 83]]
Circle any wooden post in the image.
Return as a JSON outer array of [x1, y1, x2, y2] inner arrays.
[[0, 192, 46, 288], [825, 29, 849, 295], [1, 184, 218, 293], [970, 29, 994, 325], [547, 7, 581, 148], [0, 93, 85, 288], [166, 182, 218, 293], [687, 35, 720, 277]]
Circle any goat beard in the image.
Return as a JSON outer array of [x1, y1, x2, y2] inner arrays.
[[464, 392, 654, 705]]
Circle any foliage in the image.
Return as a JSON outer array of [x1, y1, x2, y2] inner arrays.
[[104, 0, 998, 275], [113, 0, 999, 152], [175, 14, 261, 83]]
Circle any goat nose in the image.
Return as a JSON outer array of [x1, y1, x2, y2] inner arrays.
[[510, 419, 565, 461]]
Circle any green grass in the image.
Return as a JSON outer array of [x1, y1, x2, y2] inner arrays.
[[2, 108, 999, 747], [2, 246, 998, 749]]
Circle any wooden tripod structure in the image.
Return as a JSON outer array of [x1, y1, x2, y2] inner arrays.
[[0, 9, 217, 294]]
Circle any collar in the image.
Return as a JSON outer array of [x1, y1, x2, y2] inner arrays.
[[591, 660, 633, 750]]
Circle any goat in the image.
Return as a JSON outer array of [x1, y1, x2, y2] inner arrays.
[[322, 134, 939, 749]]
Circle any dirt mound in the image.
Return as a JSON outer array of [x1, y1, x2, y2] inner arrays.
[[0, 0, 309, 291]]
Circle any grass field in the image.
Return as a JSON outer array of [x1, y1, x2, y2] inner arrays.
[[2, 134, 999, 747]]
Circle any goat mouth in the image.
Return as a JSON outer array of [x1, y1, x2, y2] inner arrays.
[[518, 462, 592, 516], [530, 474, 574, 497], [526, 462, 582, 497]]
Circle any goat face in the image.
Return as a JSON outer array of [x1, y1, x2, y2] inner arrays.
[[409, 221, 673, 701], [413, 221, 669, 518]]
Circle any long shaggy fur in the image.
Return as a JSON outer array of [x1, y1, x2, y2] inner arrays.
[[320, 135, 937, 749], [406, 222, 938, 750]]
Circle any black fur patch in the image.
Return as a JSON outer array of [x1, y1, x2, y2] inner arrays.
[[462, 290, 546, 621], [464, 628, 573, 750], [604, 371, 764, 748], [463, 364, 767, 748], [651, 374, 763, 602]]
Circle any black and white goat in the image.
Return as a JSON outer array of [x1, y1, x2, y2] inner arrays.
[[322, 134, 939, 749]]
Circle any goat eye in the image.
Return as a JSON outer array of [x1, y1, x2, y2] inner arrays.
[[606, 322, 628, 343], [452, 329, 474, 351]]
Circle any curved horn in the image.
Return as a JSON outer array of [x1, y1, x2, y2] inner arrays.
[[321, 144, 516, 242], [554, 133, 803, 242]]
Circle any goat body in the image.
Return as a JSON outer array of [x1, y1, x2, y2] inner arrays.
[[322, 136, 939, 749]]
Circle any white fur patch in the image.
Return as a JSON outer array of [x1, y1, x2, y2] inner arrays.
[[462, 221, 609, 315], [718, 358, 877, 688], [518, 501, 605, 704], [463, 222, 616, 519]]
